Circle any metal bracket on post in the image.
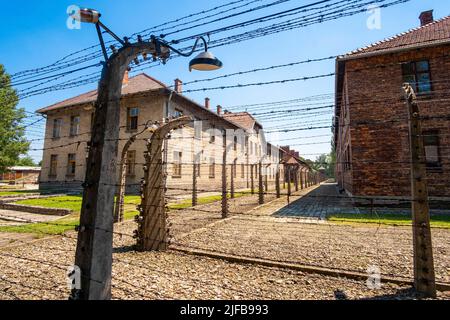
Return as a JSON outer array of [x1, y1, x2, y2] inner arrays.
[[403, 83, 436, 298]]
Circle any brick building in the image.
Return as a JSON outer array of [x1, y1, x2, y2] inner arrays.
[[36, 73, 290, 194], [334, 11, 450, 199]]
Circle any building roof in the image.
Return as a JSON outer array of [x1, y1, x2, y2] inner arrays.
[[8, 166, 41, 171], [36, 73, 167, 113], [222, 112, 262, 131], [339, 15, 450, 60], [334, 14, 450, 146]]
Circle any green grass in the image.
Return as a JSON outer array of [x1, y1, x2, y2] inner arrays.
[[0, 214, 80, 236], [15, 196, 83, 212], [0, 190, 40, 196], [328, 213, 450, 228], [168, 192, 247, 210], [0, 192, 243, 236]]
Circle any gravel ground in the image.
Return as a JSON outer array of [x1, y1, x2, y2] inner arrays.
[[0, 190, 448, 300], [1, 226, 448, 300], [177, 215, 450, 283]]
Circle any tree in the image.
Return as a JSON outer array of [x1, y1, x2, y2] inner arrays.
[[16, 156, 37, 167], [313, 146, 336, 178], [0, 64, 29, 174]]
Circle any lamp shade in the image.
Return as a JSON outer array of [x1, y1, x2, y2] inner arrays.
[[75, 8, 101, 23], [189, 51, 223, 72]]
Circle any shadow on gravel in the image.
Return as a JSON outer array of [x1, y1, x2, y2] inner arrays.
[[360, 287, 420, 300], [113, 245, 136, 254]]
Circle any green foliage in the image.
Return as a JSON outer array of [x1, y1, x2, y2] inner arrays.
[[16, 155, 37, 167], [328, 213, 450, 229], [0, 64, 29, 174], [311, 148, 336, 178]]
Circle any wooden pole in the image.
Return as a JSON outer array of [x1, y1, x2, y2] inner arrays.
[[300, 168, 304, 190], [287, 166, 291, 197], [137, 117, 191, 252], [192, 162, 198, 207], [230, 160, 235, 199], [250, 164, 255, 195], [258, 161, 264, 205], [404, 84, 436, 298], [275, 168, 281, 199], [294, 168, 299, 192], [72, 41, 167, 300], [221, 133, 228, 218]]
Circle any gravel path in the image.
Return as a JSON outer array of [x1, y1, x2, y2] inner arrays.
[[177, 215, 450, 284], [1, 224, 448, 300], [0, 188, 448, 300]]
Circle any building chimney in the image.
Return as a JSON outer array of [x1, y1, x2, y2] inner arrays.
[[123, 70, 129, 85], [205, 97, 210, 109], [174, 78, 183, 93], [217, 105, 223, 115], [419, 10, 434, 26]]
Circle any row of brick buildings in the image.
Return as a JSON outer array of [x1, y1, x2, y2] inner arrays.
[[335, 10, 450, 200], [36, 73, 315, 194]]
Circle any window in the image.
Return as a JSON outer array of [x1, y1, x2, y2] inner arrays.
[[402, 60, 431, 94], [52, 118, 62, 138], [241, 163, 245, 178], [209, 158, 215, 178], [172, 151, 182, 177], [195, 163, 201, 177], [67, 154, 76, 176], [90, 112, 95, 131], [344, 146, 351, 171], [423, 131, 441, 169], [126, 150, 136, 176], [127, 107, 139, 131], [174, 109, 184, 118], [194, 120, 202, 140], [49, 155, 58, 177], [209, 127, 216, 144], [70, 115, 80, 136], [233, 136, 238, 151]]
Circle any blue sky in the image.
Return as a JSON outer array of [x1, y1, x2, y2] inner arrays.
[[0, 0, 447, 163]]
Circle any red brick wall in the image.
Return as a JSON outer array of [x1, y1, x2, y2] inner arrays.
[[337, 44, 450, 197]]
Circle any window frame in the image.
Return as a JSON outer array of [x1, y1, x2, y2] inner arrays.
[[127, 107, 139, 131], [52, 118, 62, 139], [126, 150, 137, 176], [49, 155, 58, 177], [69, 115, 80, 137], [209, 158, 216, 179], [402, 60, 432, 95], [67, 153, 76, 176], [172, 151, 182, 178]]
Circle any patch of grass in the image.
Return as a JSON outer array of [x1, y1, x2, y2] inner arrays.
[[168, 192, 247, 210], [0, 191, 248, 236], [328, 213, 450, 229], [0, 190, 40, 196], [15, 196, 83, 212], [0, 214, 80, 236], [15, 195, 142, 213]]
